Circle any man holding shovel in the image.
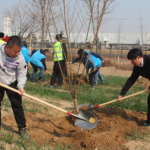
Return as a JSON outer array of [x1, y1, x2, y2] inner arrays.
[[117, 48, 150, 127], [0, 36, 29, 138]]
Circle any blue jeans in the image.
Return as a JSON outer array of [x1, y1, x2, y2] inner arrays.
[[94, 70, 105, 85], [30, 62, 45, 79]]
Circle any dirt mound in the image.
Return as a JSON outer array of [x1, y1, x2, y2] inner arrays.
[[41, 72, 89, 86], [135, 77, 150, 88], [70, 105, 89, 124], [1, 107, 148, 150], [65, 74, 89, 86]]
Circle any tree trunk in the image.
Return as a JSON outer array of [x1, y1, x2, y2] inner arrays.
[[96, 36, 99, 53], [41, 0, 45, 48]]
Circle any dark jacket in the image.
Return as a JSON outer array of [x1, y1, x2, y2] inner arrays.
[[62, 42, 67, 63], [120, 55, 150, 96], [72, 51, 103, 64]]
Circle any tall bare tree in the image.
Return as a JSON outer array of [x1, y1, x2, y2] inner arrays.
[[19, 0, 57, 48], [3, 5, 41, 40], [117, 22, 122, 62], [45, 0, 115, 115]]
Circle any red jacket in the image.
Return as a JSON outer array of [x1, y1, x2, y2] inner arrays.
[[3, 36, 10, 42]]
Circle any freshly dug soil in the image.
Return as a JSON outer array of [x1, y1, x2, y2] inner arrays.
[[1, 107, 148, 150], [40, 71, 89, 86], [65, 74, 89, 86]]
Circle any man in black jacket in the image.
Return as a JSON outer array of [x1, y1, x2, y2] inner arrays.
[[117, 48, 150, 126]]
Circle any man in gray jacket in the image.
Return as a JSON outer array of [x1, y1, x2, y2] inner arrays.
[[0, 36, 29, 139]]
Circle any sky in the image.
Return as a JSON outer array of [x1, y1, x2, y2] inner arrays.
[[0, 0, 150, 34]]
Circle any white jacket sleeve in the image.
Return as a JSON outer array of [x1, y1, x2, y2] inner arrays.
[[17, 56, 27, 89]]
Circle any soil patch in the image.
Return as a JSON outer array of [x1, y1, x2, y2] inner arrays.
[[135, 77, 150, 88], [1, 107, 148, 150]]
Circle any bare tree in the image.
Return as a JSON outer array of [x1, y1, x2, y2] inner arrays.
[[139, 12, 143, 47], [117, 22, 122, 62], [45, 0, 115, 115], [19, 0, 58, 48], [3, 5, 41, 40]]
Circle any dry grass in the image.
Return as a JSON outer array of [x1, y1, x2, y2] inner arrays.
[[114, 62, 133, 71], [101, 60, 112, 67], [45, 52, 134, 71]]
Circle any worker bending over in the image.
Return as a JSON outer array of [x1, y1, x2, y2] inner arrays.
[[30, 49, 49, 82]]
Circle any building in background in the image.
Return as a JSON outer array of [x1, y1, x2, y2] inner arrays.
[[3, 17, 11, 35]]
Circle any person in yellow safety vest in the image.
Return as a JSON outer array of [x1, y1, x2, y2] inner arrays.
[[0, 32, 5, 45], [50, 34, 67, 88]]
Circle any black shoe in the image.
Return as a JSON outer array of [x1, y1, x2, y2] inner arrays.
[[39, 78, 45, 82], [19, 128, 30, 139]]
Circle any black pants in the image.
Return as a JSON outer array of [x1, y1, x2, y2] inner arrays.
[[50, 60, 65, 86], [147, 94, 150, 124], [89, 67, 100, 85], [0, 81, 26, 129]]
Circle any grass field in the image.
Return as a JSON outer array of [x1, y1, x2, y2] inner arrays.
[[25, 73, 148, 113]]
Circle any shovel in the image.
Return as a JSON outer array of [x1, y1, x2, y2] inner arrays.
[[46, 70, 52, 76], [78, 89, 148, 111], [0, 83, 97, 130]]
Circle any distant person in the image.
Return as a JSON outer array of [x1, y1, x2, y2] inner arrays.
[[84, 50, 105, 85], [30, 49, 49, 82], [3, 35, 10, 42], [117, 48, 150, 127], [66, 49, 105, 85], [66, 49, 101, 88], [21, 41, 30, 78], [50, 34, 67, 88], [0, 32, 5, 44], [0, 36, 29, 139]]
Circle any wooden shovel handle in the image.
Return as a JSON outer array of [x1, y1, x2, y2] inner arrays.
[[99, 89, 148, 107], [46, 70, 52, 76], [0, 83, 67, 113]]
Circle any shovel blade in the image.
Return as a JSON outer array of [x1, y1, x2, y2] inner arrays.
[[78, 103, 92, 113], [74, 109, 97, 130]]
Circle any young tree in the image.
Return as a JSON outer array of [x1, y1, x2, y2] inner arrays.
[[46, 0, 115, 115], [117, 22, 122, 62]]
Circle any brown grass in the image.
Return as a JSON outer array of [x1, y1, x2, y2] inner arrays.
[[46, 53, 134, 71], [114, 62, 133, 71], [101, 60, 112, 67]]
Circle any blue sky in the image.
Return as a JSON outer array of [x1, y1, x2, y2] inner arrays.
[[0, 0, 150, 34]]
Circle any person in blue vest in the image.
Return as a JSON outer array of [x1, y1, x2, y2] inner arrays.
[[66, 49, 104, 86], [66, 49, 101, 88], [84, 50, 105, 85], [50, 34, 67, 87], [21, 41, 30, 78], [30, 49, 49, 82]]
